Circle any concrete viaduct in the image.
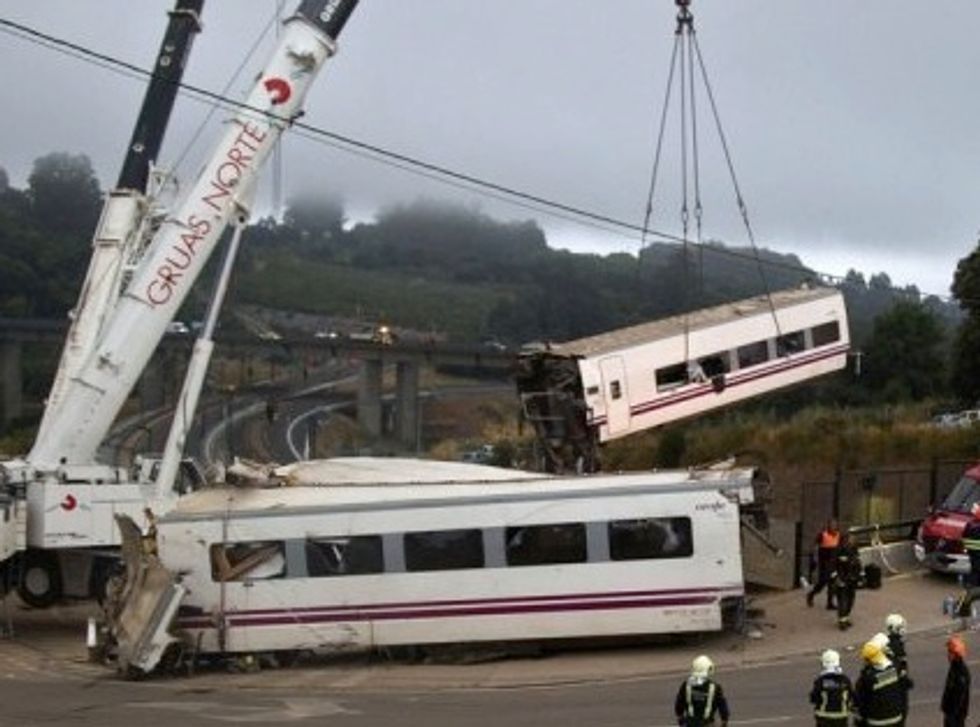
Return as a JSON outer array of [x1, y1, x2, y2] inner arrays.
[[0, 318, 514, 449]]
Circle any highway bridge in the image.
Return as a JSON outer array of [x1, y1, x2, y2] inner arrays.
[[0, 317, 515, 449]]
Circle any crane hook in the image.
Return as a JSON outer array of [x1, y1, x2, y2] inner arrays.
[[676, 0, 694, 33]]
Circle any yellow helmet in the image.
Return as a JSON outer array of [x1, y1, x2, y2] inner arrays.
[[861, 640, 883, 663]]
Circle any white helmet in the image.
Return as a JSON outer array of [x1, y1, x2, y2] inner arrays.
[[821, 649, 841, 671], [691, 655, 714, 679], [870, 632, 890, 652], [885, 613, 906, 635]]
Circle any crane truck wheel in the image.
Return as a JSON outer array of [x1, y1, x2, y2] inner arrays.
[[17, 550, 63, 608]]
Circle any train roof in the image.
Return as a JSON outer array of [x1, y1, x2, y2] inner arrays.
[[539, 285, 841, 359], [274, 457, 550, 485], [162, 458, 757, 521]]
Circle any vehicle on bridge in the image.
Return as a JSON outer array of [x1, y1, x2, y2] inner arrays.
[[104, 458, 759, 676]]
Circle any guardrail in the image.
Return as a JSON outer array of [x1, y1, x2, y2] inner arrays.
[[847, 518, 920, 546]]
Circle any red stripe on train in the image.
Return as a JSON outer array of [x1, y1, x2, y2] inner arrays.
[[591, 345, 848, 426], [178, 592, 726, 629]]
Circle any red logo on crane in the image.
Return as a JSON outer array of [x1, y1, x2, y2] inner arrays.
[[263, 77, 292, 105], [60, 494, 78, 511]]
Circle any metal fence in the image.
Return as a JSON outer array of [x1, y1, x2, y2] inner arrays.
[[796, 458, 975, 581]]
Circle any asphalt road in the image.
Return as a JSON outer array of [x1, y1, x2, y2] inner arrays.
[[0, 626, 975, 726]]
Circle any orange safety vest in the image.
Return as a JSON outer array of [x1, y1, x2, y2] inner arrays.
[[819, 530, 841, 549]]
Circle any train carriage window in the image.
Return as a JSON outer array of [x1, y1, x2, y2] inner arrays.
[[505, 523, 587, 566], [656, 363, 688, 391], [776, 330, 806, 357], [404, 529, 485, 572], [211, 541, 286, 582], [737, 340, 769, 368], [697, 352, 730, 378], [306, 536, 384, 577], [608, 517, 693, 560], [609, 380, 622, 400], [811, 321, 841, 347]]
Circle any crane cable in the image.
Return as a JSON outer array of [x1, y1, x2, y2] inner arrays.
[[641, 0, 784, 355], [689, 14, 783, 337]]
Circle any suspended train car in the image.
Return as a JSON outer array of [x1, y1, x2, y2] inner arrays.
[[106, 458, 760, 674], [516, 285, 850, 471]]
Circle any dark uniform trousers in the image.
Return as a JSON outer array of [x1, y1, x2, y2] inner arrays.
[[809, 671, 852, 726], [834, 545, 861, 628]]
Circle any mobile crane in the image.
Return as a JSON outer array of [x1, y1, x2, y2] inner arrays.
[[0, 0, 360, 606]]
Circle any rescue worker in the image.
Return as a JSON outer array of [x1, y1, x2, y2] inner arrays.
[[963, 503, 980, 588], [956, 503, 980, 617], [807, 518, 841, 609], [941, 635, 970, 727], [809, 648, 852, 725], [674, 654, 730, 726], [853, 638, 910, 727], [832, 531, 862, 631], [884, 614, 913, 720]]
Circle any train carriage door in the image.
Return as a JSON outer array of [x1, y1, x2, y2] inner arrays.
[[599, 356, 631, 436]]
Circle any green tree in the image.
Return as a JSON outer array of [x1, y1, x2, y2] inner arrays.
[[283, 192, 345, 249], [951, 243, 980, 403], [862, 300, 947, 401], [28, 152, 101, 237]]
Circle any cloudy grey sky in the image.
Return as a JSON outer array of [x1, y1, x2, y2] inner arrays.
[[3, 1, 980, 298]]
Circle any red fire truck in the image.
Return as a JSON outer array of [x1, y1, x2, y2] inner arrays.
[[916, 463, 980, 574]]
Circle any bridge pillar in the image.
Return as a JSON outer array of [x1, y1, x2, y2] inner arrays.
[[0, 341, 22, 427], [357, 358, 383, 438], [395, 360, 420, 449]]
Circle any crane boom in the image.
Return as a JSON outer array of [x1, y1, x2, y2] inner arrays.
[[29, 0, 359, 468], [35, 0, 205, 447]]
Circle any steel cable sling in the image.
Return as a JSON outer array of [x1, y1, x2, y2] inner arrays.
[[640, 0, 784, 348]]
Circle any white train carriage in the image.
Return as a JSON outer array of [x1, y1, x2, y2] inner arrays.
[[516, 285, 850, 471], [109, 458, 757, 672]]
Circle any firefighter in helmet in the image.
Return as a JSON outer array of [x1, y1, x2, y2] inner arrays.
[[809, 648, 852, 725], [674, 654, 730, 726]]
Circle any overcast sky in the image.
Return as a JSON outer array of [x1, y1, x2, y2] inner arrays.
[[4, 1, 980, 298]]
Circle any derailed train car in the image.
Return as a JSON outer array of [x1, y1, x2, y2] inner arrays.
[[104, 458, 762, 676], [515, 285, 850, 472]]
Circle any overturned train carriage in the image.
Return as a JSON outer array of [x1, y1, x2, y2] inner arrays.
[[515, 285, 850, 472], [106, 458, 762, 675]]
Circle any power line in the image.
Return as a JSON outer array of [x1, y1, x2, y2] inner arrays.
[[0, 16, 960, 302]]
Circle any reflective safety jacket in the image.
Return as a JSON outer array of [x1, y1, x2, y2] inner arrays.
[[962, 519, 980, 553], [809, 671, 852, 724], [674, 677, 730, 726], [886, 632, 913, 715], [854, 663, 909, 726], [816, 528, 840, 565]]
